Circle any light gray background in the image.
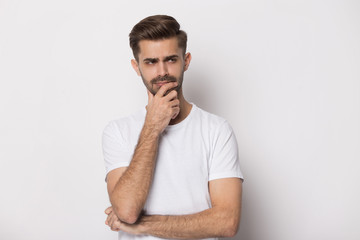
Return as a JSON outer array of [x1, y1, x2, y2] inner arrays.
[[0, 0, 359, 239]]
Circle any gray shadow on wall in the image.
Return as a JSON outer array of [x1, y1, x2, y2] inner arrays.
[[184, 70, 240, 240], [183, 69, 221, 114], [184, 70, 256, 240]]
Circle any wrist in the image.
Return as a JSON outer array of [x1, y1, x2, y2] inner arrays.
[[142, 123, 162, 138], [137, 215, 152, 235], [138, 215, 168, 235]]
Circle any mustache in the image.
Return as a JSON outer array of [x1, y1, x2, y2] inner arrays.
[[151, 75, 177, 84]]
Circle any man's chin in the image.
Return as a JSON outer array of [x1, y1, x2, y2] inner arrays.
[[149, 86, 180, 96]]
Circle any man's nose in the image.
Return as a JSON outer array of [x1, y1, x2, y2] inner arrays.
[[157, 62, 169, 76]]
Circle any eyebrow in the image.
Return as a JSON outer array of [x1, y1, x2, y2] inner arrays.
[[143, 55, 179, 63], [143, 58, 158, 63], [164, 55, 179, 61]]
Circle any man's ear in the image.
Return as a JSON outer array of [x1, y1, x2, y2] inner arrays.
[[131, 59, 141, 76], [184, 52, 192, 71]]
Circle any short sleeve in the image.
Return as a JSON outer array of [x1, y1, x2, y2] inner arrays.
[[209, 121, 243, 181], [102, 121, 133, 180]]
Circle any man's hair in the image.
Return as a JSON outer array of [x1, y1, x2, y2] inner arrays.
[[129, 15, 187, 61]]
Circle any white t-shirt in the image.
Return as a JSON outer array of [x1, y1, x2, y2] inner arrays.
[[102, 104, 243, 240]]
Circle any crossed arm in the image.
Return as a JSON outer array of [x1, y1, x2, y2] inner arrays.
[[106, 176, 242, 238]]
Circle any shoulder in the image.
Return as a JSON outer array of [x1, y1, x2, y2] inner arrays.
[[193, 105, 232, 132], [112, 109, 144, 128], [103, 109, 145, 141]]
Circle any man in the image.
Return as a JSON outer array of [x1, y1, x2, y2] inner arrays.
[[102, 15, 243, 239]]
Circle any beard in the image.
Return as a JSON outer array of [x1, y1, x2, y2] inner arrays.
[[141, 71, 184, 96]]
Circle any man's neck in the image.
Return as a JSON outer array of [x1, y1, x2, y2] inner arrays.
[[169, 90, 192, 125]]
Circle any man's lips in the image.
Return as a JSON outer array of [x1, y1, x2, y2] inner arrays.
[[154, 81, 173, 87]]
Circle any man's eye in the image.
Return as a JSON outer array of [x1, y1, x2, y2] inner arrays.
[[168, 58, 176, 62]]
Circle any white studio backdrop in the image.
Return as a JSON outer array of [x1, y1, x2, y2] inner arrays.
[[0, 0, 359, 239]]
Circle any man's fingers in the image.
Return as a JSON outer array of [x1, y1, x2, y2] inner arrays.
[[109, 212, 118, 227], [104, 206, 122, 232], [111, 220, 121, 231], [164, 89, 178, 101], [110, 214, 121, 231], [105, 214, 111, 225], [105, 206, 112, 215], [156, 82, 178, 97], [172, 107, 180, 119], [106, 210, 115, 225], [170, 98, 180, 108]]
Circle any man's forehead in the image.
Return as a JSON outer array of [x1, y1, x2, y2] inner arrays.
[[137, 37, 182, 59]]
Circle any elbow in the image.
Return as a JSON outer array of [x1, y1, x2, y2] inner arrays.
[[110, 197, 141, 224], [113, 205, 140, 224], [110, 195, 141, 224], [223, 226, 238, 238], [120, 214, 139, 225], [222, 217, 240, 238]]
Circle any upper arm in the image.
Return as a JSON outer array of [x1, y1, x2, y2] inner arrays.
[[103, 121, 132, 184], [106, 167, 128, 197], [209, 178, 243, 225]]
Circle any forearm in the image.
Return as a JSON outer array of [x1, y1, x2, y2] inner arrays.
[[138, 207, 239, 239], [110, 124, 160, 223], [108, 82, 181, 224]]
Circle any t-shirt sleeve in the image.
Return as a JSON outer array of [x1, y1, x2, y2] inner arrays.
[[102, 121, 132, 181], [209, 120, 244, 181]]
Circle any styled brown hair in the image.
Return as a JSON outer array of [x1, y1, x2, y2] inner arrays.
[[129, 15, 187, 61]]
